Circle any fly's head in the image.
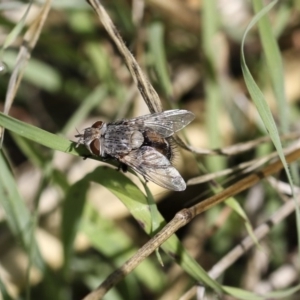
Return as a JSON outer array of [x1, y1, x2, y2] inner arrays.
[[75, 121, 106, 156]]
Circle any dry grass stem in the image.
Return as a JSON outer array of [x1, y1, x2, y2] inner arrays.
[[188, 138, 300, 185], [0, 0, 52, 145], [179, 130, 300, 157], [87, 0, 162, 114]]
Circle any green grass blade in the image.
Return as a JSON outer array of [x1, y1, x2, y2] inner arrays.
[[0, 1, 33, 53], [80, 207, 165, 291], [11, 132, 50, 168], [148, 22, 173, 98], [0, 112, 83, 156], [223, 283, 300, 300], [202, 0, 225, 172], [0, 278, 14, 300], [62, 179, 89, 272], [62, 85, 108, 134], [0, 152, 44, 271], [241, 1, 290, 189], [241, 0, 300, 259], [3, 51, 61, 92], [253, 0, 288, 133]]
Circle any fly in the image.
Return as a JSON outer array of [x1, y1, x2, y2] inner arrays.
[[75, 109, 194, 191]]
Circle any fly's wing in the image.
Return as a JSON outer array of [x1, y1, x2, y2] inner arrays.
[[119, 146, 186, 191], [116, 109, 195, 138]]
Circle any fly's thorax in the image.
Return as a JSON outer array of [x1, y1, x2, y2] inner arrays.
[[102, 125, 145, 156]]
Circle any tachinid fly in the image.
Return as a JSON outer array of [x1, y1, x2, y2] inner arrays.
[[76, 109, 194, 191]]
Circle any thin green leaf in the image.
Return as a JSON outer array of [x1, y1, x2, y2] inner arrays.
[[62, 179, 89, 272], [253, 0, 288, 133], [225, 198, 260, 247], [112, 0, 135, 35], [202, 0, 225, 172], [62, 85, 108, 134], [0, 152, 44, 271], [148, 23, 173, 98], [0, 278, 14, 300], [241, 1, 281, 164], [142, 182, 164, 265], [241, 0, 300, 258], [0, 1, 33, 53], [11, 132, 50, 168], [3, 51, 61, 92], [0, 112, 83, 156], [81, 207, 165, 291], [223, 283, 300, 300], [0, 2, 24, 10]]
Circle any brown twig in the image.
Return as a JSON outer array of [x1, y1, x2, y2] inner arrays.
[[188, 139, 300, 185], [176, 130, 300, 157]]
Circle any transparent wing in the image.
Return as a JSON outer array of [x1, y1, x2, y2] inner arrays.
[[119, 146, 186, 191], [115, 109, 194, 138]]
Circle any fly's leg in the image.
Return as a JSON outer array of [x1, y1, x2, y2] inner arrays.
[[143, 175, 149, 184], [82, 154, 92, 160], [118, 163, 128, 173], [99, 153, 110, 162]]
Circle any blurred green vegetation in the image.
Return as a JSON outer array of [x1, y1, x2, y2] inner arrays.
[[0, 1, 300, 299]]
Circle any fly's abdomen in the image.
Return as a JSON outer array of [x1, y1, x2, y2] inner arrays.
[[142, 129, 173, 160]]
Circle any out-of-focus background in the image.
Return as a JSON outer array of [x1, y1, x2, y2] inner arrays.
[[1, 0, 300, 299]]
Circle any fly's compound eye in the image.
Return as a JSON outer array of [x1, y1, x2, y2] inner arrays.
[[89, 139, 100, 155], [91, 121, 103, 129], [130, 131, 144, 149]]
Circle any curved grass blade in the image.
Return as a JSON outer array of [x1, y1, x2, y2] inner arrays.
[[241, 0, 300, 266], [0, 0, 33, 54], [0, 278, 13, 300], [62, 179, 89, 272], [148, 22, 173, 98], [62, 85, 108, 134], [3, 51, 61, 92], [80, 206, 165, 292], [223, 283, 300, 300], [240, 2, 294, 197], [253, 0, 288, 133], [0, 152, 44, 271], [202, 0, 226, 172], [0, 112, 85, 156]]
